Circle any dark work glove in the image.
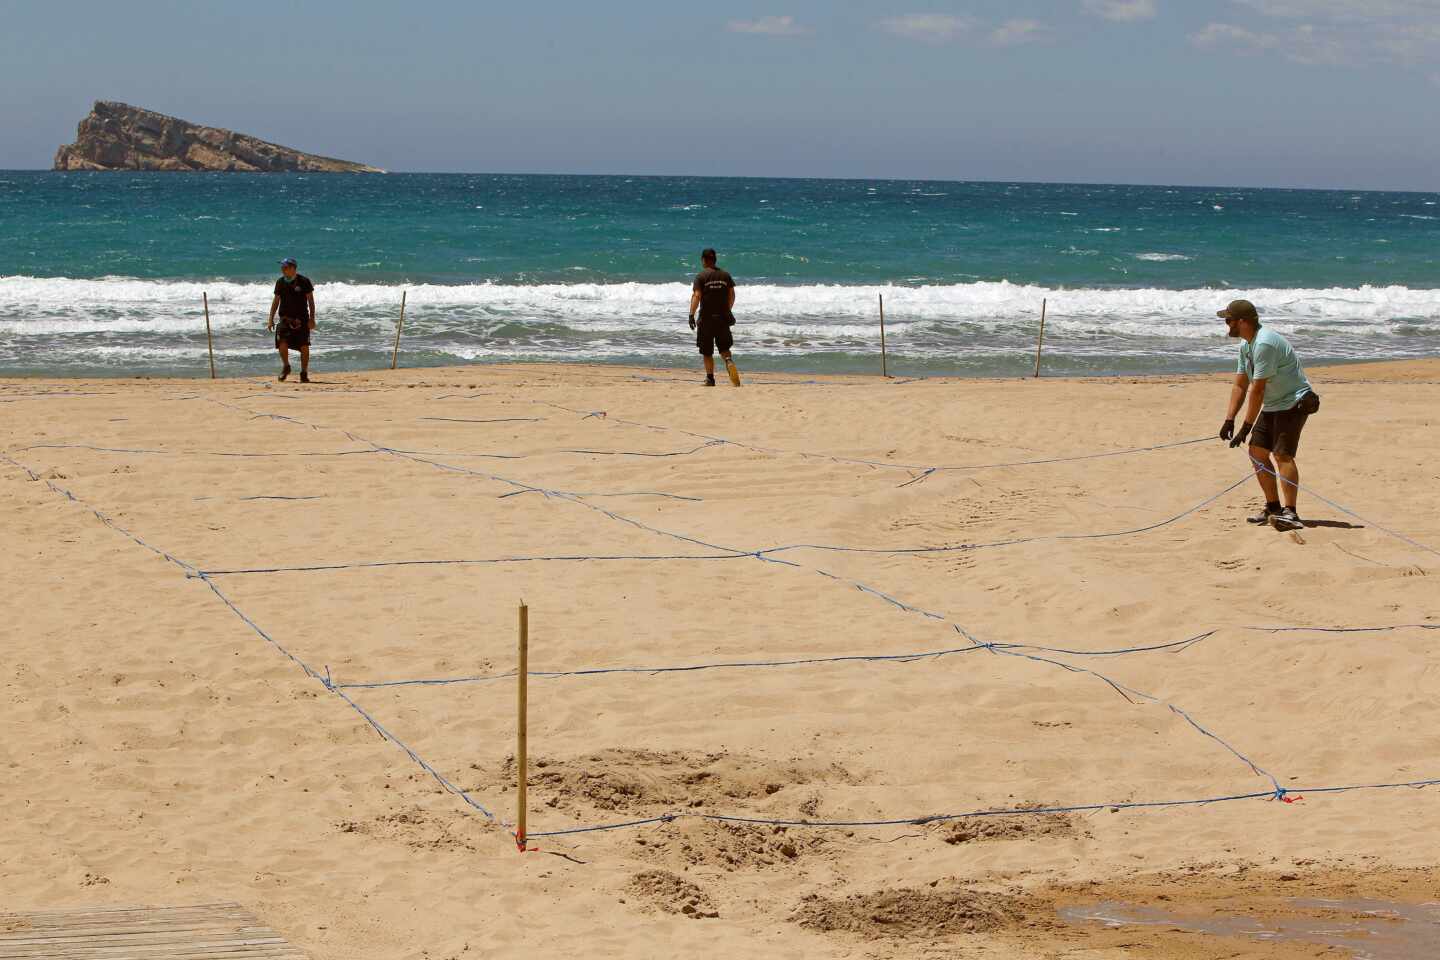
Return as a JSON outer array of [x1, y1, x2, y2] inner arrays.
[[1219, 419, 1234, 441], [1229, 421, 1252, 448], [688, 314, 696, 330]]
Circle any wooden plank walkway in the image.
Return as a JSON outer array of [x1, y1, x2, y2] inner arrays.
[[0, 902, 308, 958]]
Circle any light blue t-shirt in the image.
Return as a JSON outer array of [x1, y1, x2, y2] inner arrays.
[[1238, 328, 1311, 413]]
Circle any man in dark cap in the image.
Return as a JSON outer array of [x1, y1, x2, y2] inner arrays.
[[1217, 299, 1318, 532], [267, 257, 316, 382], [688, 248, 740, 387]]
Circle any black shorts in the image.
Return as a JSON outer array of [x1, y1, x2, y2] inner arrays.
[[1251, 403, 1309, 457], [275, 318, 311, 349], [696, 319, 733, 357]]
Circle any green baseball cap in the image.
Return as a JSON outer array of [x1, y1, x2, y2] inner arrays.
[[1217, 299, 1259, 323]]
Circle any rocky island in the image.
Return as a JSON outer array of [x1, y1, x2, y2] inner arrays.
[[53, 101, 384, 173]]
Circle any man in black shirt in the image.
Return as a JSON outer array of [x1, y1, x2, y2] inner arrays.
[[688, 248, 740, 386], [267, 257, 316, 382]]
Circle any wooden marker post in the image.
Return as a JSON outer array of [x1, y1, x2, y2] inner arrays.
[[390, 290, 407, 370], [1033, 298, 1048, 378], [202, 292, 216, 380], [516, 602, 529, 851], [879, 293, 890, 378]]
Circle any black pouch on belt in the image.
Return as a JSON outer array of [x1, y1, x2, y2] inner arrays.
[[1297, 392, 1321, 415]]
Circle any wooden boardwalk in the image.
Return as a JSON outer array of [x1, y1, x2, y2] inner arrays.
[[0, 902, 308, 958]]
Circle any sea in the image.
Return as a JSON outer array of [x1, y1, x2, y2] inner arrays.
[[1, 172, 1437, 378]]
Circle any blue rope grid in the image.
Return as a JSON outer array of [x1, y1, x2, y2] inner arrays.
[[4, 388, 1437, 844]]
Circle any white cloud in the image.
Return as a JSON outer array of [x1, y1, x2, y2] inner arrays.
[[1232, 0, 1434, 20], [1282, 23, 1348, 64], [1083, 0, 1158, 22], [1199, 3, 1440, 67], [727, 15, 809, 36], [879, 13, 975, 43], [1190, 21, 1277, 51], [1190, 21, 1354, 63], [989, 18, 1050, 46], [1373, 22, 1440, 63]]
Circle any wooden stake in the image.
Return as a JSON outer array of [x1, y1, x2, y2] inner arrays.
[[390, 290, 407, 371], [879, 293, 890, 378], [1033, 298, 1048, 378], [203, 292, 216, 380], [516, 601, 529, 851]]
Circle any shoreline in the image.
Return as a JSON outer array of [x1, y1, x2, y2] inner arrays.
[[2, 354, 1437, 387]]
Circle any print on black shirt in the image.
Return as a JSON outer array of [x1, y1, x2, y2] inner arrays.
[[274, 274, 314, 321], [692, 267, 735, 325]]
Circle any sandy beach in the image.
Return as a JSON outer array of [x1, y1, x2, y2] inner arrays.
[[2, 359, 1437, 958]]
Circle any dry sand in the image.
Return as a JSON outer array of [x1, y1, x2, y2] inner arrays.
[[2, 359, 1437, 958]]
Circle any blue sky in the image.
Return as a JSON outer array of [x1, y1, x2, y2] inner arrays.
[[2, 0, 1437, 189]]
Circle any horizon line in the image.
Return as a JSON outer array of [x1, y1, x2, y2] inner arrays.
[[3, 168, 1439, 197]]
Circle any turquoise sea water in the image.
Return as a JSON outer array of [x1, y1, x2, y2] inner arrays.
[[1, 172, 1437, 377]]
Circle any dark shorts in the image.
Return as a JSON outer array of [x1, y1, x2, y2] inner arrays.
[[696, 318, 733, 357], [275, 318, 311, 349], [1251, 402, 1309, 457]]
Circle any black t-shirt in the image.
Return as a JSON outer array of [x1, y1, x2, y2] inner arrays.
[[693, 267, 735, 323], [274, 274, 314, 320]]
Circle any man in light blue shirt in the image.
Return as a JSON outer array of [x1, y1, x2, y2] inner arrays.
[[1217, 300, 1317, 532]]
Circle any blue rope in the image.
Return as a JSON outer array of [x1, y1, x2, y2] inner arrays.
[[201, 402, 1283, 799], [1014, 629, 1217, 658], [291, 413, 1309, 796], [522, 777, 1440, 837], [3, 447, 495, 821], [18, 443, 380, 459], [199, 573, 496, 819], [533, 400, 1212, 476], [977, 636, 1282, 793], [2, 454, 201, 575], [497, 489, 702, 503], [238, 495, 326, 502], [419, 417, 546, 424], [369, 444, 751, 558], [768, 436, 1214, 475], [755, 476, 1251, 557], [198, 552, 745, 577], [188, 473, 1248, 576], [328, 683, 496, 819], [335, 642, 992, 690], [556, 441, 726, 459], [0, 390, 114, 401], [19, 396, 1419, 849], [5, 445, 1429, 840], [382, 448, 526, 460], [1248, 623, 1439, 634], [333, 631, 1215, 691], [1246, 451, 1440, 559], [250, 412, 314, 427]]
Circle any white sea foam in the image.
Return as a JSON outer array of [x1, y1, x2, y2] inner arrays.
[[0, 276, 1435, 374], [1134, 253, 1192, 262], [2, 276, 1438, 337]]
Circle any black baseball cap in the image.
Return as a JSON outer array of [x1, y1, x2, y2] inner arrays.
[[279, 257, 298, 268], [1217, 299, 1259, 323], [701, 247, 717, 261]]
